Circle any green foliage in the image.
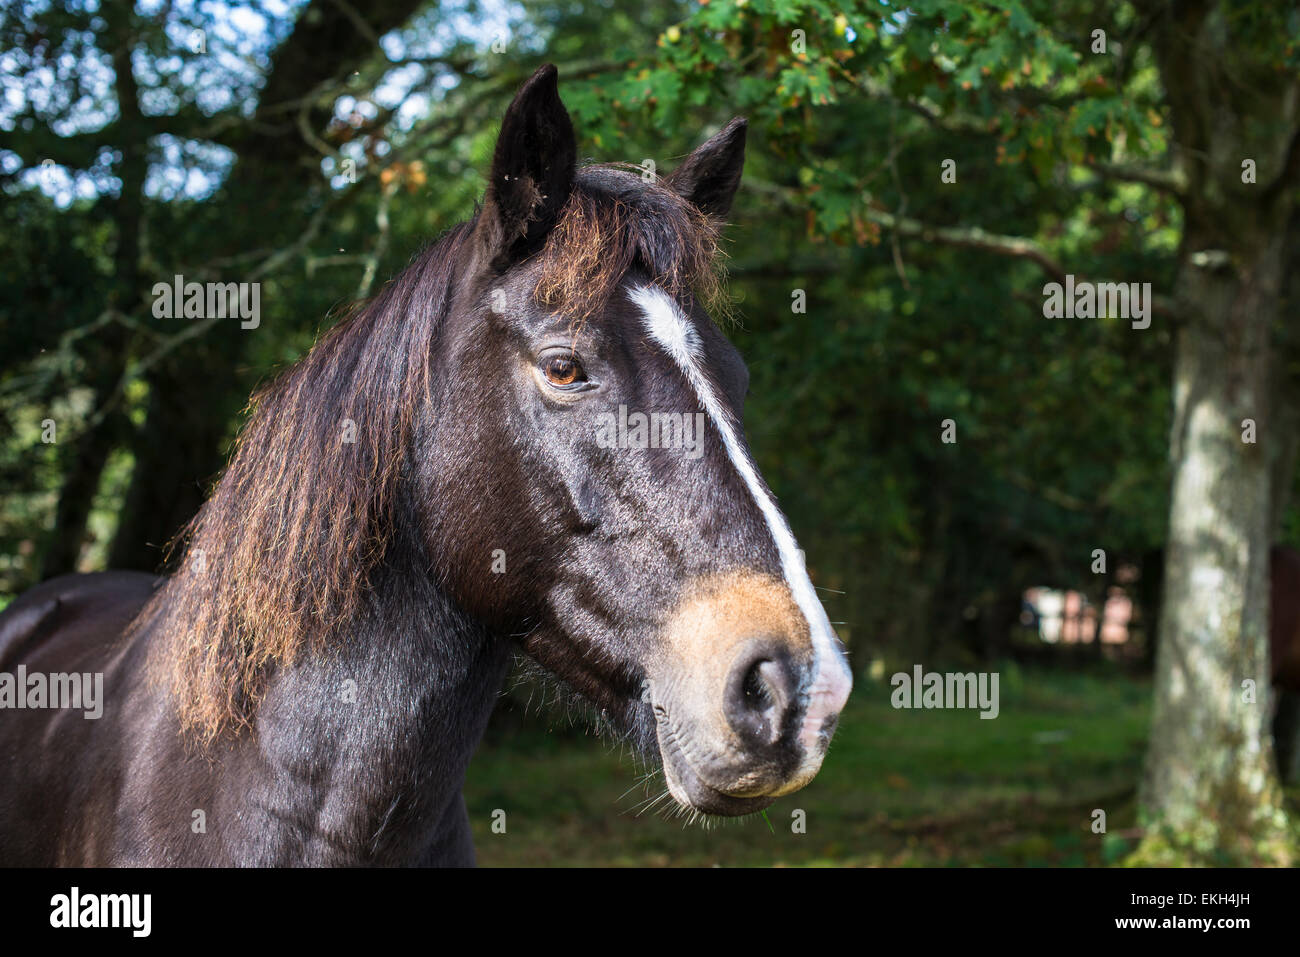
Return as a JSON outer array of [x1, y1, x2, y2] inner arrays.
[[549, 0, 1186, 653], [0, 0, 1215, 642]]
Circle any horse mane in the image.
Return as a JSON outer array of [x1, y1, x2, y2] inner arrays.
[[141, 166, 727, 742]]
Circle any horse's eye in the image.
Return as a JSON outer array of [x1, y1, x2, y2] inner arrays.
[[543, 353, 586, 387]]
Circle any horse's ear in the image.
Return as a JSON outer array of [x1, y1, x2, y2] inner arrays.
[[665, 117, 747, 219], [478, 64, 576, 263]]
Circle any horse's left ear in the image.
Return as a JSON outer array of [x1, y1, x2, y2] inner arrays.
[[479, 63, 576, 262], [665, 117, 747, 219]]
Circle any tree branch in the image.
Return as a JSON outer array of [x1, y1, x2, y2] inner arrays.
[[1083, 158, 1187, 196], [862, 208, 1177, 316]]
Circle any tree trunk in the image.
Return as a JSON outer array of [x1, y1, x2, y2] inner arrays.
[[1142, 224, 1288, 860], [40, 400, 124, 578], [1138, 0, 1299, 863], [107, 363, 238, 572]]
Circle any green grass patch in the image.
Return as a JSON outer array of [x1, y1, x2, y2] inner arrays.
[[464, 663, 1153, 866]]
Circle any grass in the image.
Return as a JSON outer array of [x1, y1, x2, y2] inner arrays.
[[464, 662, 1158, 866]]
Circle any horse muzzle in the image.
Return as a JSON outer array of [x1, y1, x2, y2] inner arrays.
[[648, 572, 851, 815]]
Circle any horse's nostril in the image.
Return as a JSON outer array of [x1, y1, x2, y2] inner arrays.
[[742, 660, 782, 712], [726, 649, 798, 747]]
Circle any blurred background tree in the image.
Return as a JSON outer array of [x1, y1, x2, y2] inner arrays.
[[2, 0, 1298, 864]]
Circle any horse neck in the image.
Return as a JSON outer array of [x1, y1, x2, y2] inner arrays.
[[242, 510, 512, 863]]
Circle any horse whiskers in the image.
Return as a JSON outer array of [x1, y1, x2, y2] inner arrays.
[[631, 787, 675, 820], [501, 656, 652, 751], [617, 765, 665, 805], [621, 772, 738, 833]]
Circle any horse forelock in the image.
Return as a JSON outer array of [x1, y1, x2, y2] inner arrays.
[[535, 166, 729, 326]]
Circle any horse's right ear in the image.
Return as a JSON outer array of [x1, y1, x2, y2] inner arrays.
[[477, 64, 576, 264]]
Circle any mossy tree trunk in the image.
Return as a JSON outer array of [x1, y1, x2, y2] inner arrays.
[[1138, 0, 1299, 863]]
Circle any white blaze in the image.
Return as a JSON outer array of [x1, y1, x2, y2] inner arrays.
[[630, 285, 852, 771]]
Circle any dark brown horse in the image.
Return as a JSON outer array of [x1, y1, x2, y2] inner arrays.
[[0, 66, 852, 865]]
